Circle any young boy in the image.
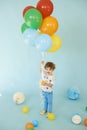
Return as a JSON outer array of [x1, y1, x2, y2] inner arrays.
[[40, 60, 56, 115]]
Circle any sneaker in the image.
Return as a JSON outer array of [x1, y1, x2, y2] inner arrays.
[[40, 110, 47, 115], [46, 112, 50, 118]]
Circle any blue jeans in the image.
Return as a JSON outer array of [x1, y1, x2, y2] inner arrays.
[[42, 91, 53, 113]]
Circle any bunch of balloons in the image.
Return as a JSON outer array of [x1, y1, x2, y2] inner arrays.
[[21, 0, 62, 53]]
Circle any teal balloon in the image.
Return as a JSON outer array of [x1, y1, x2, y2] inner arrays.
[[35, 34, 52, 52], [24, 8, 43, 29], [23, 28, 39, 46], [67, 87, 80, 100], [21, 23, 29, 33]]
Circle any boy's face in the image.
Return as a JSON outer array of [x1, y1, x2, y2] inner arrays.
[[45, 67, 53, 75]]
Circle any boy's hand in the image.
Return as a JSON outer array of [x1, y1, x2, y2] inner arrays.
[[41, 80, 48, 86], [41, 60, 44, 65]]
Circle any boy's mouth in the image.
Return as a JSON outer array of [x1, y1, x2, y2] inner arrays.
[[47, 72, 50, 74]]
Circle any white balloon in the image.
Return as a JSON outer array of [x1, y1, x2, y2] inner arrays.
[[72, 114, 81, 125], [13, 92, 25, 104]]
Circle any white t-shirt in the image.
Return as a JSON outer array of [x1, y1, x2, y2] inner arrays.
[[41, 69, 55, 92]]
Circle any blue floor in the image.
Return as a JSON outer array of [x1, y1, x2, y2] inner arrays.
[[0, 85, 87, 130]]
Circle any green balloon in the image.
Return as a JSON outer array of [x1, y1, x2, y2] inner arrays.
[[85, 106, 87, 111], [24, 8, 43, 29], [28, 128, 34, 130], [21, 23, 29, 33]]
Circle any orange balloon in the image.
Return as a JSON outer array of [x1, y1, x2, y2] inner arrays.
[[25, 122, 34, 129], [84, 118, 87, 126], [40, 16, 58, 36]]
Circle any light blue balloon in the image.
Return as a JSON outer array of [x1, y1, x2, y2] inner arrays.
[[67, 87, 80, 100], [32, 120, 39, 127], [35, 34, 52, 52], [23, 28, 39, 46]]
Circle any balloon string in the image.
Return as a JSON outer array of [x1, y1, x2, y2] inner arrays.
[[41, 52, 45, 60], [41, 52, 49, 62]]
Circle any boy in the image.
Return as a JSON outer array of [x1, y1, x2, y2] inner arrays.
[[40, 60, 56, 115]]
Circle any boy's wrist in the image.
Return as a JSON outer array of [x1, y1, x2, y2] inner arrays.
[[41, 60, 44, 64]]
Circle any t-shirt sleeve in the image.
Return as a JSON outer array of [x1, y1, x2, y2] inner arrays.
[[41, 69, 46, 79]]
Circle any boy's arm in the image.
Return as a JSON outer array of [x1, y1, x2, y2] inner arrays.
[[44, 76, 55, 87], [40, 60, 44, 73], [44, 82, 53, 87]]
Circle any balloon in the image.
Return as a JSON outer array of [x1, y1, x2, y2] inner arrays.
[[24, 8, 43, 29], [48, 35, 62, 52], [28, 128, 34, 130], [47, 113, 55, 120], [22, 106, 29, 113], [67, 87, 80, 100], [25, 122, 34, 129], [40, 16, 58, 35], [13, 92, 25, 104], [85, 106, 87, 111], [23, 28, 39, 46], [32, 120, 39, 127], [35, 34, 52, 52], [72, 114, 82, 125], [22, 6, 35, 17], [84, 118, 87, 126], [36, 0, 53, 18], [21, 23, 29, 33]]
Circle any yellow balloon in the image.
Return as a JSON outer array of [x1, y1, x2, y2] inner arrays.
[[48, 35, 62, 52], [22, 106, 29, 113], [47, 113, 55, 120]]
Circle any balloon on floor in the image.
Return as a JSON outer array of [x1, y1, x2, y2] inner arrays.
[[72, 114, 82, 125], [13, 92, 25, 104], [67, 87, 80, 100]]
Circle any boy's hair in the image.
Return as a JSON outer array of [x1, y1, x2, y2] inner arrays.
[[44, 62, 56, 70]]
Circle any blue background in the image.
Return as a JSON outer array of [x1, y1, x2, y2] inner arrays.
[[0, 0, 87, 130]]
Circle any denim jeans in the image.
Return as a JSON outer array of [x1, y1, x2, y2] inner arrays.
[[42, 91, 53, 113]]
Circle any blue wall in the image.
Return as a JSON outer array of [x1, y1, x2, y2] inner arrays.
[[0, 0, 87, 130], [0, 0, 87, 96]]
